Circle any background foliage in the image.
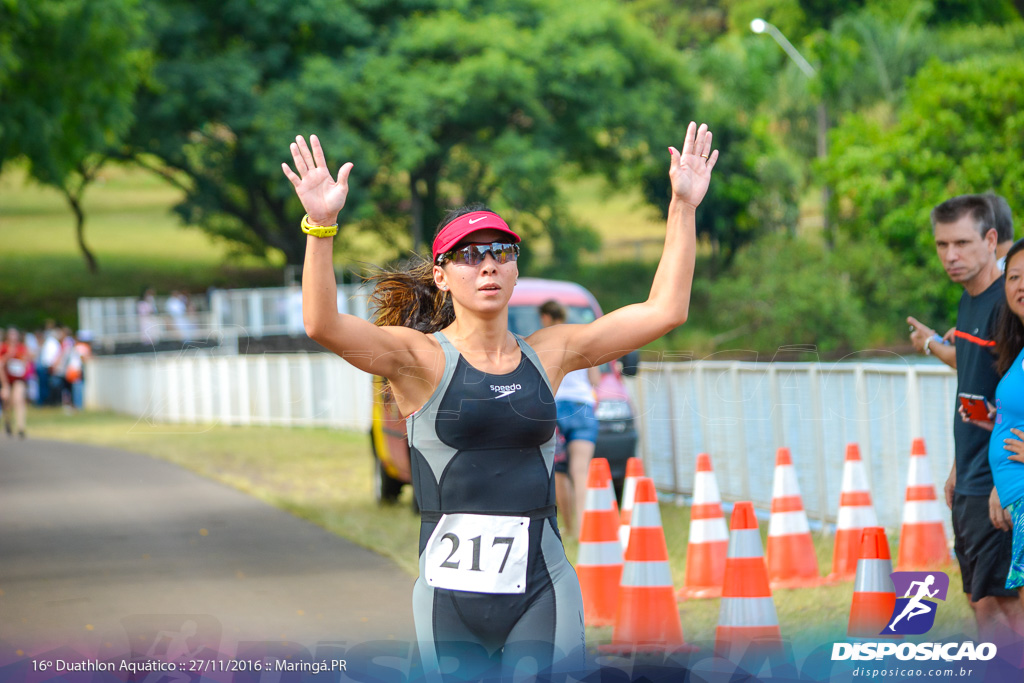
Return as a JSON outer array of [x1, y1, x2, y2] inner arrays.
[[0, 0, 148, 272], [124, 0, 696, 271], [2, 0, 1023, 355]]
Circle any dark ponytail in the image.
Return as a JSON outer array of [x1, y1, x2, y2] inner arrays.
[[995, 239, 1024, 376], [366, 203, 492, 332], [366, 257, 454, 332]]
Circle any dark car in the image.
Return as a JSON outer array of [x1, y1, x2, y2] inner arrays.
[[369, 277, 639, 506]]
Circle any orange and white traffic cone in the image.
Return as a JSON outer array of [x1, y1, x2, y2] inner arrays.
[[576, 457, 622, 627], [766, 447, 823, 588], [602, 477, 692, 653], [829, 443, 878, 581], [715, 502, 782, 660], [619, 457, 645, 551], [897, 438, 950, 571], [679, 453, 729, 599], [848, 527, 900, 638]]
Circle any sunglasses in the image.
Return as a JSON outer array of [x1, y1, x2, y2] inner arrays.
[[436, 242, 520, 266]]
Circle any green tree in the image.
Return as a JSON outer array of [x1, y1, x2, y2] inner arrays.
[[0, 0, 148, 272], [822, 4, 933, 112], [925, 0, 1021, 25], [808, 5, 1024, 118], [708, 232, 943, 352], [770, 8, 1020, 253], [826, 54, 1024, 262], [624, 0, 730, 50], [709, 234, 867, 352], [797, 0, 867, 29], [627, 33, 802, 267], [127, 0, 694, 268], [638, 106, 800, 267], [824, 53, 1024, 321]]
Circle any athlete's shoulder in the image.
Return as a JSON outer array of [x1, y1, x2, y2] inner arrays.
[[524, 325, 568, 352]]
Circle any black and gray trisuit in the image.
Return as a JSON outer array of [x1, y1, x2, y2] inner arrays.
[[408, 331, 585, 678]]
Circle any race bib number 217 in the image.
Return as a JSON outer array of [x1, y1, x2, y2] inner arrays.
[[424, 514, 530, 594]]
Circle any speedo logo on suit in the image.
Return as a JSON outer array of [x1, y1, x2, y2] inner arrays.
[[490, 383, 522, 399]]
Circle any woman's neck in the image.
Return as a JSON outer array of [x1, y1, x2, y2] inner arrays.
[[444, 312, 517, 361]]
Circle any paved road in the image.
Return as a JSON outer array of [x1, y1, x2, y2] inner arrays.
[[0, 438, 415, 664]]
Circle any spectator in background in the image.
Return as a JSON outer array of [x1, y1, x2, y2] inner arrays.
[[988, 193, 1016, 271], [137, 287, 161, 345], [24, 328, 39, 404], [912, 193, 1016, 370], [53, 327, 77, 413], [166, 290, 195, 342], [37, 320, 61, 406], [907, 194, 1023, 643], [184, 289, 200, 337], [539, 299, 601, 539], [67, 331, 92, 410], [953, 193, 1015, 351], [1, 327, 32, 438], [285, 284, 305, 336]]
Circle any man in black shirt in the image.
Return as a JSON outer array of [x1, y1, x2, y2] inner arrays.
[[907, 195, 1021, 642], [910, 193, 1017, 367]]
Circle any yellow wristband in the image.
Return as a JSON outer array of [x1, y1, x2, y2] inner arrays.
[[301, 214, 338, 238]]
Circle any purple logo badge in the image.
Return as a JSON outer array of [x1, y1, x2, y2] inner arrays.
[[881, 571, 950, 636]]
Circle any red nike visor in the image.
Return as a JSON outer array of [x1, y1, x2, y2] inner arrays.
[[432, 211, 520, 262]]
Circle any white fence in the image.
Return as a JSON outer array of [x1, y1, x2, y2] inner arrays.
[[79, 284, 371, 347], [76, 295, 214, 343], [85, 354, 959, 533], [208, 285, 371, 339], [628, 359, 957, 535], [86, 352, 373, 431]]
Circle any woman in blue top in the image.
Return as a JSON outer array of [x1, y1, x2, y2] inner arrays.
[[281, 124, 718, 680], [964, 238, 1024, 592]]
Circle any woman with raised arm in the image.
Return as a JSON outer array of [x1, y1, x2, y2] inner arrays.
[[282, 123, 718, 679]]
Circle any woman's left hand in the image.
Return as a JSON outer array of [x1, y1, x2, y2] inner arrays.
[[281, 134, 353, 226], [669, 121, 718, 208], [958, 403, 996, 431], [1006, 427, 1024, 463]]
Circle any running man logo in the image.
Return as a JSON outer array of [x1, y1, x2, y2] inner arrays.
[[882, 571, 950, 636]]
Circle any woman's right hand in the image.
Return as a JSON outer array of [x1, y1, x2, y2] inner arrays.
[[281, 134, 354, 226]]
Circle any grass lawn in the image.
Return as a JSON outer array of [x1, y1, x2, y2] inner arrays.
[[0, 164, 282, 330], [28, 407, 977, 651]]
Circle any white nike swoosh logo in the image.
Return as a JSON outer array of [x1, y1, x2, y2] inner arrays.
[[468, 217, 486, 224], [494, 389, 516, 398]]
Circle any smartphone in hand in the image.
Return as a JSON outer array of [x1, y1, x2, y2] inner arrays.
[[958, 393, 991, 421]]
